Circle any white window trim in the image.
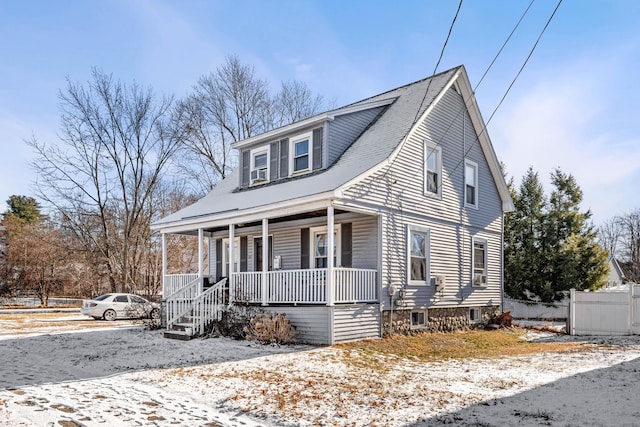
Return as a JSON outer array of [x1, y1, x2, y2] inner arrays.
[[464, 159, 479, 209], [469, 307, 482, 323], [289, 132, 313, 175], [250, 146, 270, 185], [309, 224, 341, 268], [407, 225, 431, 286], [424, 142, 442, 198], [222, 236, 240, 277], [471, 237, 488, 287], [411, 309, 427, 328]]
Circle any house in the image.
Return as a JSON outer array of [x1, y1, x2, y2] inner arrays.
[[606, 257, 626, 288], [151, 65, 514, 344]]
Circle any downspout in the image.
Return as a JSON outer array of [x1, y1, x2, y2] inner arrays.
[[460, 109, 465, 303], [500, 215, 505, 314]]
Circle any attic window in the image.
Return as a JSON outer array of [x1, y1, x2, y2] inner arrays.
[[425, 143, 442, 197], [465, 160, 478, 208], [290, 132, 312, 174]]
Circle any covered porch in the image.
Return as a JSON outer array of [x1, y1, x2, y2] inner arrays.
[[160, 204, 380, 307]]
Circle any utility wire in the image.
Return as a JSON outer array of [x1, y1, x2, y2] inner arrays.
[[445, 0, 563, 181], [381, 0, 536, 190], [411, 0, 464, 127]]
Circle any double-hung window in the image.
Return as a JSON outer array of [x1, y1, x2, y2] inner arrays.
[[290, 132, 312, 174], [250, 147, 269, 184], [407, 225, 430, 285], [425, 143, 442, 197], [472, 237, 487, 286], [465, 160, 478, 207], [310, 225, 341, 268]]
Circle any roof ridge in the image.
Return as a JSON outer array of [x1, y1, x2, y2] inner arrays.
[[337, 65, 463, 110]]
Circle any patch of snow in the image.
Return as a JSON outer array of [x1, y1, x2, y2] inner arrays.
[[1, 315, 640, 426]]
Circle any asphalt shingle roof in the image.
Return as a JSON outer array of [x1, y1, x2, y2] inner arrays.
[[154, 67, 460, 228]]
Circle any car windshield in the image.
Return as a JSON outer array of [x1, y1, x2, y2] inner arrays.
[[130, 296, 147, 304], [94, 294, 112, 301]]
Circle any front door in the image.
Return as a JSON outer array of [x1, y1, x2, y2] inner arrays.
[[254, 236, 273, 271]]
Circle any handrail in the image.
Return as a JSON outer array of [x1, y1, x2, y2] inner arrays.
[[164, 276, 202, 329], [191, 278, 227, 335], [165, 277, 227, 334]]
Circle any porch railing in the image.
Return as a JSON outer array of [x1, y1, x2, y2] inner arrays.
[[334, 268, 377, 303], [163, 274, 200, 297], [230, 272, 263, 303], [229, 268, 377, 305]]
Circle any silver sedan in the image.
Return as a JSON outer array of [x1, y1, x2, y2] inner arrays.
[[81, 293, 160, 321]]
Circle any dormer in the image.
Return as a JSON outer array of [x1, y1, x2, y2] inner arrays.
[[233, 98, 395, 189]]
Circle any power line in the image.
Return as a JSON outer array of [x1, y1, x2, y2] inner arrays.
[[411, 0, 464, 127], [445, 0, 563, 181], [381, 0, 537, 189]]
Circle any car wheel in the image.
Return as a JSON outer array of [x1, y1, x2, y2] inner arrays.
[[150, 308, 160, 320], [103, 309, 117, 321]]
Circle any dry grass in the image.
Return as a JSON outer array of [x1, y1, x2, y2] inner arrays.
[[335, 329, 584, 364]]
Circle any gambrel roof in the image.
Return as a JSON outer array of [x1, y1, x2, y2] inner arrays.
[[153, 66, 513, 233]]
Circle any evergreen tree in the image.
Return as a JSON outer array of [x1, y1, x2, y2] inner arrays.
[[504, 168, 608, 302], [504, 167, 545, 300], [3, 195, 42, 224]]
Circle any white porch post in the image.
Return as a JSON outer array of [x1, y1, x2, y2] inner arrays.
[[161, 233, 167, 298], [198, 228, 204, 293], [228, 224, 235, 304], [327, 205, 335, 306], [261, 218, 269, 306]]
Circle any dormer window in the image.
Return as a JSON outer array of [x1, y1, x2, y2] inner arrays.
[[290, 132, 312, 174], [250, 147, 269, 184]]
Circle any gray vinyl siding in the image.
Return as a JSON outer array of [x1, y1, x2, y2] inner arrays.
[[343, 87, 504, 311], [218, 213, 378, 273], [263, 306, 330, 345], [351, 215, 378, 269], [332, 304, 381, 342], [327, 107, 385, 166], [264, 304, 381, 344]]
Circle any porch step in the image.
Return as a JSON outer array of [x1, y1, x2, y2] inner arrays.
[[163, 330, 193, 341], [171, 322, 194, 331]]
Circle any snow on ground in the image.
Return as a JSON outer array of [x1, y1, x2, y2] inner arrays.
[[1, 312, 640, 426]]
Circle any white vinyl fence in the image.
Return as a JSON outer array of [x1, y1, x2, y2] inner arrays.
[[503, 297, 569, 320], [569, 285, 640, 336]]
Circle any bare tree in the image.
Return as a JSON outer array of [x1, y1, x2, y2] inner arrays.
[[597, 217, 623, 258], [275, 80, 325, 126], [618, 210, 640, 282], [1, 215, 67, 305], [174, 55, 326, 195], [28, 68, 182, 294]]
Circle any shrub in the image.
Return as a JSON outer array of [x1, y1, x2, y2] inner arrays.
[[205, 304, 263, 340], [244, 312, 296, 345]]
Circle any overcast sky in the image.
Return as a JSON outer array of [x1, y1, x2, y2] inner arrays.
[[1, 0, 638, 225]]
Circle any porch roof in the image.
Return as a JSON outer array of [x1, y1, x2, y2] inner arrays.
[[153, 65, 513, 233]]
